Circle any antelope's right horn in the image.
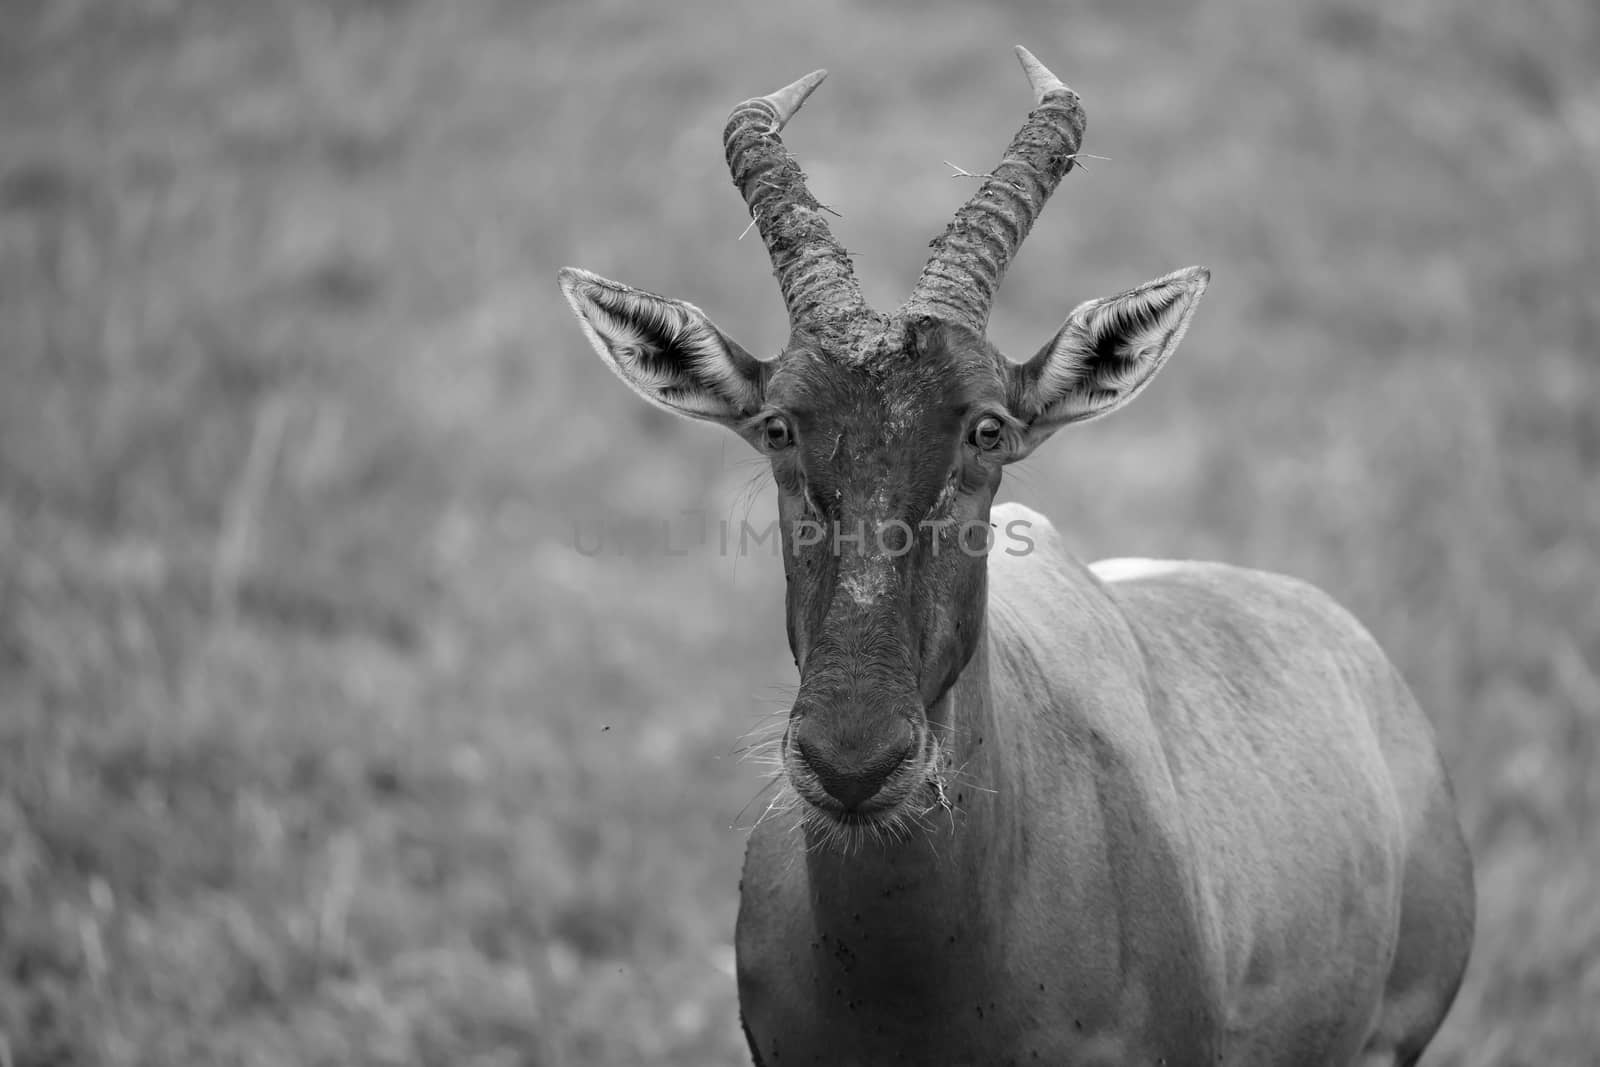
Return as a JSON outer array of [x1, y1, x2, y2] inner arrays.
[[724, 70, 868, 334]]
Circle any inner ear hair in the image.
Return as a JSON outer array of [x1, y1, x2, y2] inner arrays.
[[1072, 267, 1207, 360], [559, 266, 767, 425], [1013, 266, 1209, 432]]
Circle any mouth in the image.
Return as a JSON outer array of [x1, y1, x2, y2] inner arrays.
[[783, 726, 949, 826]]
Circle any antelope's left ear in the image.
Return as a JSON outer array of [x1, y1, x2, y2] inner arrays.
[[559, 267, 768, 434], [1007, 266, 1208, 456]]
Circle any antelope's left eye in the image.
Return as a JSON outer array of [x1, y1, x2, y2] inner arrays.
[[970, 415, 1005, 451]]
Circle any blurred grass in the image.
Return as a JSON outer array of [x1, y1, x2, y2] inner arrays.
[[1, 0, 1596, 1063]]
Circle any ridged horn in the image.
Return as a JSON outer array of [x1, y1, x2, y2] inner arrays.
[[902, 46, 1086, 332], [724, 70, 867, 332]]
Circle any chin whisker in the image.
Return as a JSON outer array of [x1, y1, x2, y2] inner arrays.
[[728, 703, 789, 754], [736, 736, 786, 769]]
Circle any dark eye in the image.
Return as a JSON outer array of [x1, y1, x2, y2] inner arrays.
[[763, 414, 793, 451], [970, 415, 1005, 451]]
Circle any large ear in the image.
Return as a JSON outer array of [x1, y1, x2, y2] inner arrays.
[[1007, 266, 1208, 456], [559, 267, 768, 435]]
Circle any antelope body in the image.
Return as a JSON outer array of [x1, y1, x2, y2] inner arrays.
[[560, 48, 1473, 1066]]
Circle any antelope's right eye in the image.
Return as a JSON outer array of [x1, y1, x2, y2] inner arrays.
[[763, 415, 793, 451]]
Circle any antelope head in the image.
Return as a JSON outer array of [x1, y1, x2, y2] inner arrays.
[[560, 48, 1208, 833]]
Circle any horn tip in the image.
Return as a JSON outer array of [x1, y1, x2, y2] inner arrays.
[[784, 68, 829, 96], [792, 68, 829, 104], [1014, 44, 1069, 104], [762, 69, 829, 127]]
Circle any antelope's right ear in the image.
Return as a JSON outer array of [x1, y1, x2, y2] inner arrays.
[[559, 267, 768, 434]]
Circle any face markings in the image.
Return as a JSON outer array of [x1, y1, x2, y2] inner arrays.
[[765, 323, 1011, 513], [763, 321, 1014, 702], [840, 563, 892, 608], [770, 355, 968, 549]]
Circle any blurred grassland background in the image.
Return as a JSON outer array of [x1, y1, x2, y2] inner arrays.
[[1, 0, 1597, 1064]]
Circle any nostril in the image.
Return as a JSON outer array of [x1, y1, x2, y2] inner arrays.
[[793, 727, 916, 811]]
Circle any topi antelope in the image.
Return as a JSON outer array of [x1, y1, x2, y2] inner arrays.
[[560, 46, 1473, 1067]]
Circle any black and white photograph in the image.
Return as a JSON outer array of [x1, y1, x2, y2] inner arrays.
[[1, 1, 1595, 1064]]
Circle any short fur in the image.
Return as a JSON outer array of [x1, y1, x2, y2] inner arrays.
[[736, 504, 1473, 1065]]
